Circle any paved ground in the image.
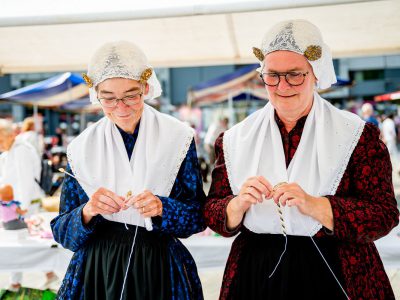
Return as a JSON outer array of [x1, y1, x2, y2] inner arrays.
[[387, 170, 400, 299]]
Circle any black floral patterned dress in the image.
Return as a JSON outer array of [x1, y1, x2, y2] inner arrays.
[[204, 115, 399, 300]]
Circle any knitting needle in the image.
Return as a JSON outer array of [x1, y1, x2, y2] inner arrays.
[[58, 168, 153, 231], [125, 190, 153, 231]]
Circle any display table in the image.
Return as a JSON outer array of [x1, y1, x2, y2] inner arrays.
[[0, 231, 73, 272], [184, 224, 400, 269], [1, 218, 398, 273], [181, 235, 234, 269], [0, 233, 232, 272], [0, 212, 73, 272], [375, 224, 400, 268]]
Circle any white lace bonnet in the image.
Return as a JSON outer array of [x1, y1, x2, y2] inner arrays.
[[253, 19, 337, 89], [82, 41, 162, 104]]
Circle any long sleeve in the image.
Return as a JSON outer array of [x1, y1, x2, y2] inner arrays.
[[204, 133, 241, 237], [12, 145, 43, 208], [153, 139, 206, 238], [51, 164, 100, 252], [14, 146, 36, 207], [327, 123, 399, 243]]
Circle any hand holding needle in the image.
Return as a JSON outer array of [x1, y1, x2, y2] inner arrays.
[[59, 168, 153, 231]]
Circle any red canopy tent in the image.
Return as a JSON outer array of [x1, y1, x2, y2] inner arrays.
[[374, 90, 400, 102]]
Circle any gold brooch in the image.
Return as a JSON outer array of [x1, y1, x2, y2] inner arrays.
[[304, 45, 322, 61], [82, 73, 93, 88], [252, 47, 265, 62], [140, 68, 153, 84]]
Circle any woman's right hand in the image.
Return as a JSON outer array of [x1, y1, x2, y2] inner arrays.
[[226, 176, 273, 230], [82, 187, 127, 224]]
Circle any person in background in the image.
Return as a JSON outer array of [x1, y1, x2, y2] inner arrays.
[[382, 114, 399, 168], [55, 127, 66, 147], [360, 102, 379, 127], [16, 116, 44, 157], [0, 119, 43, 214], [204, 117, 229, 166], [0, 119, 57, 290]]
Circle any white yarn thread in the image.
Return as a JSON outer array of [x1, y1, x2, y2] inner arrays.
[[299, 217, 350, 300], [268, 200, 288, 278], [119, 219, 139, 300], [60, 169, 142, 299], [119, 191, 154, 298], [265, 187, 349, 299], [268, 234, 287, 278], [268, 210, 349, 299]]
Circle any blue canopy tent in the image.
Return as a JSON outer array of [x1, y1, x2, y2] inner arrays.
[[188, 64, 352, 107], [188, 64, 264, 107], [59, 97, 102, 113], [0, 72, 91, 109], [60, 98, 90, 110], [0, 72, 101, 133], [0, 71, 158, 112]]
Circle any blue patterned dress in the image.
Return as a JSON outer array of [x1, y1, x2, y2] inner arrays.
[[51, 124, 206, 300]]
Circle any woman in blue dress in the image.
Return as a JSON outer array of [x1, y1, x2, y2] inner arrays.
[[51, 41, 205, 300]]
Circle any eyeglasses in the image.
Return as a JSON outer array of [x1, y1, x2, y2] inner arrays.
[[98, 92, 143, 108], [260, 71, 309, 87]]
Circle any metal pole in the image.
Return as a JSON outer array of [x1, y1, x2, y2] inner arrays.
[[80, 112, 86, 132], [228, 91, 235, 127], [33, 104, 39, 133]]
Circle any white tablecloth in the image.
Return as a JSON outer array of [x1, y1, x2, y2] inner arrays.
[[183, 224, 400, 270], [0, 212, 73, 272], [0, 233, 232, 272], [1, 222, 398, 273], [0, 229, 73, 272], [181, 235, 234, 269], [375, 224, 400, 268]]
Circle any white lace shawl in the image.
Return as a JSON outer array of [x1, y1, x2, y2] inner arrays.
[[67, 104, 194, 227], [223, 93, 364, 236]]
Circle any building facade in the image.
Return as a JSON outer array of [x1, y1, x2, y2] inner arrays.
[[1, 54, 399, 131]]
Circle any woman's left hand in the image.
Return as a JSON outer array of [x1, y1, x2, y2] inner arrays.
[[125, 190, 163, 218], [272, 182, 333, 230], [272, 182, 317, 216]]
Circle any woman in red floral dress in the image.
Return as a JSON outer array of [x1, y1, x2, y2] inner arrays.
[[204, 19, 399, 300]]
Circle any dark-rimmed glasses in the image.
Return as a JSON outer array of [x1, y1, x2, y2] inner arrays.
[[260, 71, 309, 87], [98, 92, 143, 108]]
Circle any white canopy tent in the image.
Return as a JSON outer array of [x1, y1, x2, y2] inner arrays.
[[0, 0, 399, 74]]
